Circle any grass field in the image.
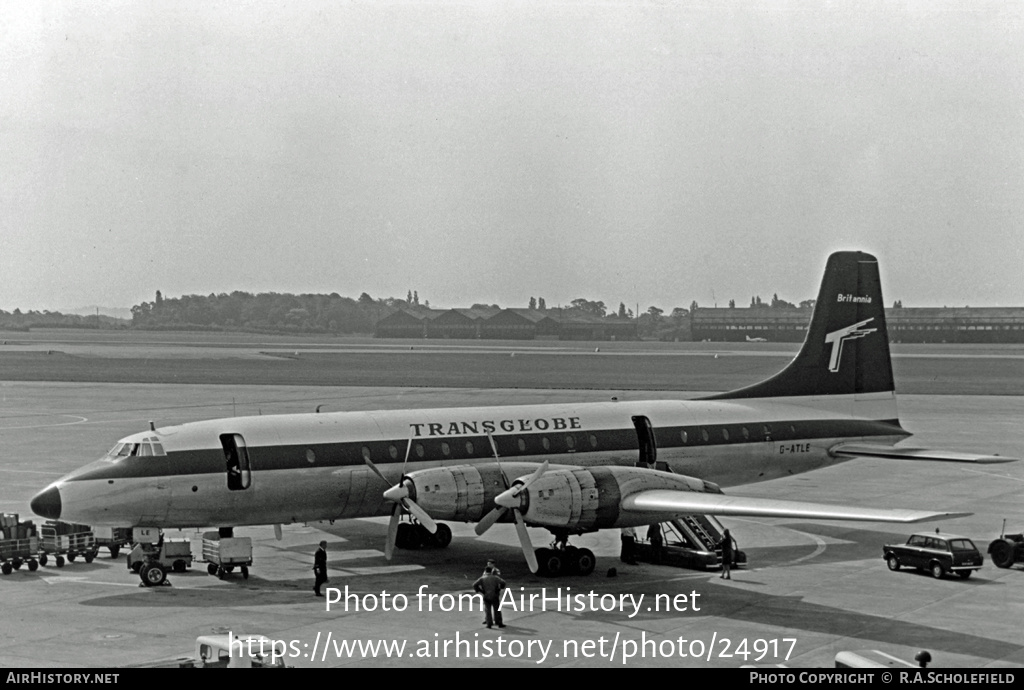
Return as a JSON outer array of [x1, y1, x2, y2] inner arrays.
[[2, 329, 1023, 394]]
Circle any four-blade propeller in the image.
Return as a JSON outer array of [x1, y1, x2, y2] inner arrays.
[[364, 440, 436, 560], [473, 433, 547, 573]]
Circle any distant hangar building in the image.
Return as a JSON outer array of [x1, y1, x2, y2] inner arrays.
[[690, 307, 1024, 343]]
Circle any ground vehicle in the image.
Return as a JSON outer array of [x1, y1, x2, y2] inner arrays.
[[122, 633, 288, 668], [129, 527, 195, 587], [633, 518, 747, 571], [94, 526, 133, 558], [127, 539, 193, 576], [883, 532, 983, 579], [988, 521, 1024, 569], [0, 514, 41, 574], [39, 521, 97, 567], [202, 531, 252, 579]]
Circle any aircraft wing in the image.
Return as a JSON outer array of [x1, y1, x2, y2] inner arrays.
[[621, 490, 969, 523], [832, 443, 1017, 464]]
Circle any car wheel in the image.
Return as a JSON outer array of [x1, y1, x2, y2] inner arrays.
[[886, 555, 900, 571], [930, 562, 945, 579]]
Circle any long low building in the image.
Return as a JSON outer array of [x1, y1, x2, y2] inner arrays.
[[375, 308, 638, 341], [691, 307, 1024, 343]]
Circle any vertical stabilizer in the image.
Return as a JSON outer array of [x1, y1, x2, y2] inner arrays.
[[704, 251, 894, 400]]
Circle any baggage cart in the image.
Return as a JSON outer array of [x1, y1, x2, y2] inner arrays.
[[0, 535, 40, 574], [201, 531, 252, 579], [40, 521, 98, 567]]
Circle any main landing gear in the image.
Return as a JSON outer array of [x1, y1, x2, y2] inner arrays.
[[395, 520, 453, 550], [534, 532, 596, 578]]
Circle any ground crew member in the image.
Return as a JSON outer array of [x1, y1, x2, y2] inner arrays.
[[620, 526, 637, 564], [719, 529, 733, 579], [313, 540, 328, 596], [473, 565, 506, 628], [647, 524, 664, 565]]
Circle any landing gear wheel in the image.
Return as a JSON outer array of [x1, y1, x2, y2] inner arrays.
[[990, 540, 1014, 569], [39, 554, 48, 567], [396, 523, 412, 549], [173, 560, 187, 573], [537, 548, 563, 577], [957, 570, 972, 579], [930, 562, 945, 579], [141, 563, 167, 587], [109, 546, 120, 559], [28, 559, 38, 572], [886, 555, 900, 571], [432, 523, 453, 549], [56, 555, 65, 568], [574, 548, 596, 576], [207, 563, 218, 576], [1, 562, 11, 575], [241, 566, 249, 579]]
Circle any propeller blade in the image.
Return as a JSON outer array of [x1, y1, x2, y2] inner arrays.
[[487, 432, 500, 460], [402, 498, 437, 533], [474, 506, 507, 536], [513, 509, 538, 573], [520, 460, 548, 490], [384, 505, 401, 561], [364, 458, 389, 485]]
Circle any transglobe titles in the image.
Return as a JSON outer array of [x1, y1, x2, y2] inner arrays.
[[410, 416, 582, 437], [326, 585, 702, 618]]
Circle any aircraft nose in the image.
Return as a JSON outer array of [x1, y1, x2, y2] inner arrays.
[[30, 485, 62, 520]]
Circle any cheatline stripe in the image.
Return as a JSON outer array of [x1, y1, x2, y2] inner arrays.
[[65, 417, 905, 481]]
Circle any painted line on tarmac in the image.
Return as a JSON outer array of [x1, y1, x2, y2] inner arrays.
[[960, 467, 1024, 483], [0, 415, 88, 430], [0, 468, 65, 475], [727, 517, 829, 567]]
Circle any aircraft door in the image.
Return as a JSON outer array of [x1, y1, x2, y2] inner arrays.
[[220, 433, 252, 491], [632, 416, 657, 468]]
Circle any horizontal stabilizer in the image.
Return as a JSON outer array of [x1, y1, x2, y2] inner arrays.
[[832, 444, 1017, 464], [621, 490, 969, 523]]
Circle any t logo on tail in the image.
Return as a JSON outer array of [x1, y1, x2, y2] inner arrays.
[[825, 318, 877, 373]]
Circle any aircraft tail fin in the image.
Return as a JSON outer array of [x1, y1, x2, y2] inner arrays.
[[704, 251, 895, 401]]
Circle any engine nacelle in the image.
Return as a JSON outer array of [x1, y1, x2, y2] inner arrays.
[[401, 463, 544, 522], [507, 466, 718, 531]]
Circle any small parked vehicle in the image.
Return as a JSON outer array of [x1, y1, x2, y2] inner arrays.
[[883, 532, 983, 579]]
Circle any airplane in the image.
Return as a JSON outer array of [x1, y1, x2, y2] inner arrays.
[[29, 251, 1015, 585], [745, 335, 768, 343]]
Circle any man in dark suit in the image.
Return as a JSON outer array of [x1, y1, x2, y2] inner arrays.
[[473, 565, 506, 628], [314, 540, 328, 596]]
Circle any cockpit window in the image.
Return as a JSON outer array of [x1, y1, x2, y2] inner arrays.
[[108, 437, 167, 458]]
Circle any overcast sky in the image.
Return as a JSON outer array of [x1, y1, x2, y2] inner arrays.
[[2, 1, 1022, 313]]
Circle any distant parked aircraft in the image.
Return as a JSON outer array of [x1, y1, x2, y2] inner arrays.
[[745, 335, 768, 342]]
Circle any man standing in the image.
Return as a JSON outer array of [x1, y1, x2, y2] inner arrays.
[[620, 526, 637, 564], [313, 540, 328, 596], [473, 565, 506, 628], [719, 529, 733, 580]]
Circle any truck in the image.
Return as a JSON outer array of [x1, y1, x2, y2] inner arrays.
[[122, 633, 289, 668]]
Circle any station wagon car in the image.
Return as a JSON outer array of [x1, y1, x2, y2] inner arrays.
[[883, 532, 984, 579]]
